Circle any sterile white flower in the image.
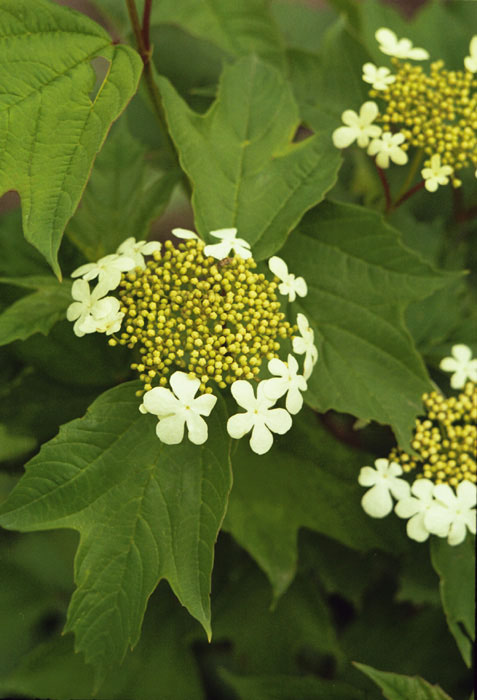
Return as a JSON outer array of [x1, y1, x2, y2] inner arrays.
[[375, 27, 429, 61], [95, 310, 125, 336], [268, 256, 308, 302], [358, 458, 410, 518], [227, 380, 292, 454], [116, 237, 162, 269], [362, 62, 396, 90], [66, 279, 120, 338], [172, 228, 200, 240], [394, 478, 436, 542], [439, 344, 477, 388], [71, 254, 135, 293], [262, 354, 307, 415], [203, 228, 252, 260], [292, 313, 318, 380], [424, 481, 477, 546], [421, 154, 453, 192], [464, 35, 477, 73], [332, 101, 382, 149], [141, 371, 217, 445], [367, 131, 408, 169]]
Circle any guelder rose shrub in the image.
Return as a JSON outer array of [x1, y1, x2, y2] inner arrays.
[[0, 1, 475, 699]]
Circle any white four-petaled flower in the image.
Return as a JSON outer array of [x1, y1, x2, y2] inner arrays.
[[362, 62, 396, 90], [332, 101, 382, 149], [227, 380, 292, 454], [292, 313, 318, 380], [424, 481, 477, 546], [116, 237, 162, 269], [367, 131, 408, 169], [394, 478, 436, 542], [439, 344, 477, 388], [140, 371, 217, 445], [71, 253, 135, 294], [66, 279, 120, 337], [421, 154, 453, 192], [262, 354, 307, 415], [204, 228, 252, 260], [375, 27, 429, 61], [268, 256, 308, 302], [464, 35, 477, 73], [358, 458, 410, 518]]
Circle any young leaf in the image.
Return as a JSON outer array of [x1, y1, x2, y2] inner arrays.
[[0, 279, 71, 346], [281, 201, 458, 446], [354, 662, 454, 700], [66, 118, 180, 261], [158, 56, 341, 259], [430, 537, 475, 668], [0, 0, 142, 275], [223, 408, 406, 600], [0, 382, 232, 681]]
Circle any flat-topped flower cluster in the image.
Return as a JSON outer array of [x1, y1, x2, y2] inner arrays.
[[333, 28, 477, 192], [358, 345, 477, 546], [67, 230, 317, 454]]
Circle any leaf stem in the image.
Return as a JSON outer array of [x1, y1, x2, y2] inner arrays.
[[125, 0, 177, 166], [375, 164, 392, 213], [393, 179, 426, 209], [394, 148, 424, 204]]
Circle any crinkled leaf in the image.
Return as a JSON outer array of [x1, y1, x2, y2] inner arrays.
[[430, 537, 475, 668], [221, 669, 365, 700], [354, 663, 453, 700], [281, 201, 457, 446], [159, 56, 340, 259], [0, 0, 142, 275], [224, 408, 406, 600], [66, 118, 180, 260], [0, 382, 232, 681], [0, 279, 71, 346]]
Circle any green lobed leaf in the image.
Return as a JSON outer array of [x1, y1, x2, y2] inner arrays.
[[0, 0, 142, 275], [0, 278, 71, 346], [354, 662, 453, 700], [0, 382, 232, 681], [221, 669, 366, 700], [280, 200, 458, 446], [430, 537, 476, 668], [0, 210, 51, 278], [224, 407, 406, 600], [158, 55, 341, 259], [66, 117, 180, 261]]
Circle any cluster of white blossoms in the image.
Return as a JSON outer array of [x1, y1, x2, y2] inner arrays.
[[359, 345, 477, 546], [332, 28, 477, 192], [67, 229, 317, 455]]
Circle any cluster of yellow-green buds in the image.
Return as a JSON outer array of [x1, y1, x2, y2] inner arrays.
[[332, 28, 477, 192], [67, 229, 318, 454], [358, 344, 476, 546]]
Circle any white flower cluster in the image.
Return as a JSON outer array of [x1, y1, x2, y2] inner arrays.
[[66, 238, 161, 337], [67, 229, 318, 455], [358, 459, 476, 546]]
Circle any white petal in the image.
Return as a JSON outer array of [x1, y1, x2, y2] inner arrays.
[[264, 408, 292, 435], [249, 421, 274, 455], [450, 369, 467, 389], [411, 478, 435, 499], [452, 344, 472, 363], [360, 101, 379, 123], [192, 393, 217, 417], [141, 241, 162, 255], [156, 415, 185, 444], [456, 480, 477, 508], [261, 377, 287, 401], [268, 357, 287, 378], [71, 262, 95, 279], [210, 228, 237, 241], [394, 496, 420, 519], [433, 483, 456, 508], [361, 484, 393, 518], [332, 126, 357, 149], [172, 228, 199, 240], [294, 277, 308, 297], [406, 513, 430, 542], [358, 466, 379, 487], [268, 256, 289, 281], [285, 387, 303, 415], [231, 380, 256, 408], [447, 519, 467, 546], [439, 357, 458, 372], [203, 241, 231, 260], [185, 413, 208, 445], [66, 301, 83, 322], [143, 387, 178, 416], [424, 505, 452, 536], [71, 278, 91, 302], [227, 412, 254, 439], [169, 371, 200, 402]]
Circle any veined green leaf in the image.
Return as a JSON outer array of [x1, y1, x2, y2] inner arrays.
[[430, 537, 475, 668], [159, 56, 341, 259], [354, 662, 454, 700], [0, 382, 232, 681], [66, 118, 180, 261], [0, 279, 71, 346], [281, 201, 457, 446], [0, 0, 142, 275]]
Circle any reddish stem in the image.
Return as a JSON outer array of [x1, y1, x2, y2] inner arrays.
[[393, 179, 425, 209], [456, 205, 477, 224], [142, 0, 152, 57], [375, 164, 392, 213]]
